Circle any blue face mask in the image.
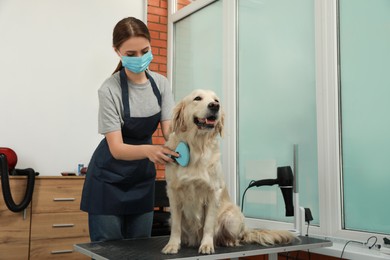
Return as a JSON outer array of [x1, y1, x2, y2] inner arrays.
[[121, 51, 153, 74]]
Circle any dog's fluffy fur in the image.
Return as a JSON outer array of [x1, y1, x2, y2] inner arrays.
[[162, 89, 295, 255]]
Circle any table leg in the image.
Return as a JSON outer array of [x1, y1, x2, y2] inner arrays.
[[268, 253, 278, 260]]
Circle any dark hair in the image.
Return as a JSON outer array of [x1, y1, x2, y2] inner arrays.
[[112, 17, 151, 74]]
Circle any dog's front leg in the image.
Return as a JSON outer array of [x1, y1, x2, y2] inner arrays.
[[162, 188, 182, 254], [198, 192, 219, 254]]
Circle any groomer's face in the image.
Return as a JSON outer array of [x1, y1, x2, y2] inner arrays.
[[116, 37, 151, 57]]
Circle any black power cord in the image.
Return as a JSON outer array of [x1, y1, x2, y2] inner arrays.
[[340, 240, 363, 259], [241, 180, 255, 212], [340, 236, 379, 259]]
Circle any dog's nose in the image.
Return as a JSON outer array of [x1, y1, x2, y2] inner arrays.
[[208, 102, 220, 112]]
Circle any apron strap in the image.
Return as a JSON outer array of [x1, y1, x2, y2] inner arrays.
[[120, 68, 162, 119], [120, 68, 131, 119], [145, 70, 162, 107]]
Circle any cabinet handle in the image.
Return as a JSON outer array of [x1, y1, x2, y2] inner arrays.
[[52, 223, 75, 228], [53, 198, 75, 201], [51, 249, 73, 254]]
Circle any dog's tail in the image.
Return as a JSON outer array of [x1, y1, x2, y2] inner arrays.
[[241, 229, 296, 246]]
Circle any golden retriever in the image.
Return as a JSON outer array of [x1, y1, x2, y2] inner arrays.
[[162, 89, 295, 255]]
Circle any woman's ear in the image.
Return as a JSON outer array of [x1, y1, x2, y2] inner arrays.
[[171, 101, 186, 133]]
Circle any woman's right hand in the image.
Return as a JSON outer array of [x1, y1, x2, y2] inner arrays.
[[145, 145, 179, 165]]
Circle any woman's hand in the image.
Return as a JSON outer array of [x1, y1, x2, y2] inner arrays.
[[145, 145, 179, 165]]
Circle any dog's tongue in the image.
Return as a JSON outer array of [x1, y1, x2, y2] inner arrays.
[[205, 118, 216, 125]]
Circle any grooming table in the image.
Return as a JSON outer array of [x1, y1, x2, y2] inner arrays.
[[74, 235, 332, 260]]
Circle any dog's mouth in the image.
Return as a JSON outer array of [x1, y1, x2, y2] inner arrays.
[[194, 116, 217, 129]]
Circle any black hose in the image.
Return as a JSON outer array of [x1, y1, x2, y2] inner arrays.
[[0, 153, 36, 212]]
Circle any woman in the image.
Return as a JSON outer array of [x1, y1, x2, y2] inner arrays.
[[80, 17, 178, 242]]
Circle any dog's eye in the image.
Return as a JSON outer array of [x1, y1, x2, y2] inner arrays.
[[194, 96, 202, 101], [215, 99, 219, 103]]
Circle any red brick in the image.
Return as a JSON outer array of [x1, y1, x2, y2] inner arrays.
[[159, 0, 167, 8], [159, 48, 167, 56], [160, 32, 167, 41], [177, 0, 191, 5], [153, 136, 166, 145], [160, 16, 168, 25], [148, 0, 160, 7], [153, 48, 160, 55], [156, 170, 165, 179], [151, 39, 167, 48], [156, 128, 163, 137], [148, 0, 169, 180], [153, 127, 159, 136], [159, 64, 167, 72], [148, 14, 160, 23], [149, 30, 159, 40], [148, 6, 167, 16], [177, 4, 185, 11], [153, 55, 166, 64], [148, 22, 167, 33], [149, 63, 159, 71], [157, 164, 166, 170]]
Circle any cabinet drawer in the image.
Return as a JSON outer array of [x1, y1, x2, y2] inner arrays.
[[32, 178, 84, 213], [30, 236, 90, 260], [31, 212, 88, 239]]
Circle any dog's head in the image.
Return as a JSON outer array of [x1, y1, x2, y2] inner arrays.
[[171, 89, 224, 137]]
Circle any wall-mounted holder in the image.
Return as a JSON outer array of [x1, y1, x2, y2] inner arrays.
[[242, 144, 308, 236]]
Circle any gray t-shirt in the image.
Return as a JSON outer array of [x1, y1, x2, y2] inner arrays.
[[98, 70, 174, 134]]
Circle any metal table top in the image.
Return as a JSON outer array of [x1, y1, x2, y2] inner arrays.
[[74, 235, 332, 260]]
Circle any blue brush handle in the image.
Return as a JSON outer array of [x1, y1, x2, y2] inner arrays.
[[174, 142, 190, 167]]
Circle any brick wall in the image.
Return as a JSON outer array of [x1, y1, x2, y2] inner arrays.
[[148, 0, 168, 179], [177, 0, 192, 11], [147, 0, 192, 180]]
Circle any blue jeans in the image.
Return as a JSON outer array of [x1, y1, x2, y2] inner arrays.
[[88, 211, 154, 242]]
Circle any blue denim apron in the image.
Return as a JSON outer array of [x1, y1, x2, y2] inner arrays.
[[80, 68, 161, 215]]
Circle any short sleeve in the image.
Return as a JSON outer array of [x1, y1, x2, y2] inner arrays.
[[98, 84, 122, 134]]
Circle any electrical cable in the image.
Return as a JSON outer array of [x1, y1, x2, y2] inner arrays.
[[365, 236, 378, 249], [340, 236, 379, 259], [340, 240, 363, 259], [241, 180, 255, 212], [306, 221, 310, 236]]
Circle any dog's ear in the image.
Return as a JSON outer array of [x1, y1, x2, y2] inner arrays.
[[171, 101, 187, 133], [215, 110, 225, 137]]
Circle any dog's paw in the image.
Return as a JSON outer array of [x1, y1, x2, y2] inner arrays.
[[161, 243, 180, 254], [198, 243, 215, 254]]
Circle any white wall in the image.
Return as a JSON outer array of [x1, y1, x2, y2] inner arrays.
[[0, 0, 146, 175]]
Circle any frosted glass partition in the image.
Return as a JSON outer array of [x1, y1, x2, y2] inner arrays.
[[173, 1, 223, 101], [339, 0, 390, 234], [238, 0, 318, 223]]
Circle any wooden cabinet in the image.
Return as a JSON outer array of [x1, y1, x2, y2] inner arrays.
[[30, 177, 89, 259], [0, 177, 31, 260]]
